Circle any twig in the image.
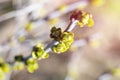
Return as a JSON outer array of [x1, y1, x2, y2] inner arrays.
[[24, 19, 78, 61]]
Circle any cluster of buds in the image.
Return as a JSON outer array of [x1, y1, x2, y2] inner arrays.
[[14, 54, 41, 73], [50, 27, 74, 53], [32, 43, 49, 59], [70, 10, 94, 27], [25, 58, 39, 73], [0, 10, 95, 75]]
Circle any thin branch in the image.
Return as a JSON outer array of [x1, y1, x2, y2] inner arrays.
[[24, 19, 78, 61]]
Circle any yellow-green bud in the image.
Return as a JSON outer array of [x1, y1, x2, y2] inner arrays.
[[61, 32, 74, 43], [52, 42, 67, 53], [32, 43, 49, 59], [26, 59, 38, 73], [86, 17, 94, 27]]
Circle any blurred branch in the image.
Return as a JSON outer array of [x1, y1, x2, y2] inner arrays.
[[0, 0, 10, 3], [0, 0, 48, 22], [47, 0, 88, 19], [0, 0, 88, 22]]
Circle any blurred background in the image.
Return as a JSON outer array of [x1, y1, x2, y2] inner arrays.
[[0, 0, 120, 80]]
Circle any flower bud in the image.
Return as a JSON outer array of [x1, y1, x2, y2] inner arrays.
[[26, 59, 38, 73], [70, 10, 94, 27]]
